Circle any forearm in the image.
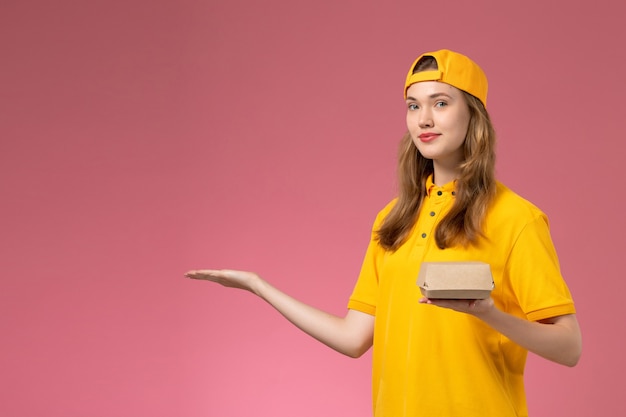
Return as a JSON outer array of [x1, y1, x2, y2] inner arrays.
[[186, 268, 374, 357], [253, 279, 374, 358], [476, 307, 582, 367]]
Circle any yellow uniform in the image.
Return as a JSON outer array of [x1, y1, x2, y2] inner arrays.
[[348, 176, 576, 417]]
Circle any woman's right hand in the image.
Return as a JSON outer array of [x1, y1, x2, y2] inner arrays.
[[185, 269, 262, 294]]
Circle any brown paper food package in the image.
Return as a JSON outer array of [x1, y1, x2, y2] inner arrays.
[[416, 261, 494, 299]]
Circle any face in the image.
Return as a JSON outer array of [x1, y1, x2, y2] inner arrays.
[[405, 81, 471, 173]]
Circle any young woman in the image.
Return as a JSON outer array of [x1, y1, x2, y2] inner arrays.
[[186, 49, 582, 417]]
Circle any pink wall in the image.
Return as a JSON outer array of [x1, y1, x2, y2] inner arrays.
[[1, 0, 624, 415]]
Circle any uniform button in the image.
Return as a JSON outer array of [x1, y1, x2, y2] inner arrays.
[[437, 191, 443, 196], [421, 233, 427, 238], [430, 211, 435, 216]]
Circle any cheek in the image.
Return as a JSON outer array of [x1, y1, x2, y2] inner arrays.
[[406, 114, 420, 138], [406, 112, 415, 128], [446, 110, 471, 138]]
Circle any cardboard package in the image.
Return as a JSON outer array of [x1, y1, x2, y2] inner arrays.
[[417, 261, 494, 299]]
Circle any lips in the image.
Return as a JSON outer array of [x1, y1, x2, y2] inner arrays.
[[418, 133, 440, 142]]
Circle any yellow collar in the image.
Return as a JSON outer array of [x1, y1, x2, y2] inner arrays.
[[425, 174, 457, 197]]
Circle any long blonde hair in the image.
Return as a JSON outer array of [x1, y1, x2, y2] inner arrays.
[[376, 59, 497, 250]]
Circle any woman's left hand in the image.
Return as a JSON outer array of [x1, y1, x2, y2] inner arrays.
[[419, 296, 495, 316]]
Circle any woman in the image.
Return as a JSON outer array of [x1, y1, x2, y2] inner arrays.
[[186, 49, 582, 417]]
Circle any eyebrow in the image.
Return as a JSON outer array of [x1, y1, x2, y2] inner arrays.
[[406, 92, 453, 101]]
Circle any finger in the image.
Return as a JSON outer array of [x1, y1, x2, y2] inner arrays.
[[185, 270, 221, 279]]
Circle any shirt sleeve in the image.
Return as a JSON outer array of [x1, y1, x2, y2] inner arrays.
[[347, 203, 395, 316], [505, 213, 576, 322]]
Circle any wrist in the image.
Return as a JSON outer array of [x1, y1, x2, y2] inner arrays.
[[251, 275, 269, 298], [472, 298, 498, 321]]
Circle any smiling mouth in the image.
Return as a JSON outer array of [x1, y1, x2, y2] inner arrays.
[[418, 133, 440, 142]]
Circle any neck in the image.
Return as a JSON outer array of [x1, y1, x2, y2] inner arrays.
[[432, 162, 461, 186]]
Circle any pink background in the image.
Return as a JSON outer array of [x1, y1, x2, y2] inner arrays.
[[1, 0, 624, 415]]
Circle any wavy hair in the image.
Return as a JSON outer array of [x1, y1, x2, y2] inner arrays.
[[376, 58, 497, 250]]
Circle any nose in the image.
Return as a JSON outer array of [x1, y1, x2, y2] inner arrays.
[[418, 109, 433, 128]]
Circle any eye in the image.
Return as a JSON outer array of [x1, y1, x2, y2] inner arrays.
[[434, 101, 447, 108], [407, 103, 418, 111]]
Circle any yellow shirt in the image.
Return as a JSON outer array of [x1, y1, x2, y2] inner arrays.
[[348, 177, 576, 417]]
